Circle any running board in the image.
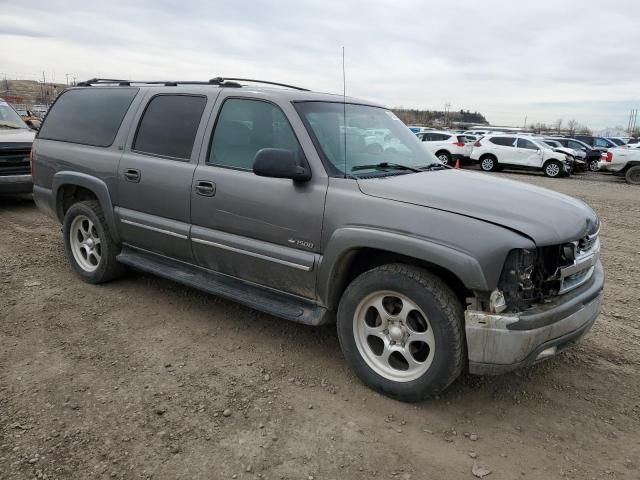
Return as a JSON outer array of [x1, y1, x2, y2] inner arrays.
[[116, 246, 330, 326]]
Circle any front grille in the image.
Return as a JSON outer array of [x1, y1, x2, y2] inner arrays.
[[0, 142, 31, 177], [558, 231, 600, 294]]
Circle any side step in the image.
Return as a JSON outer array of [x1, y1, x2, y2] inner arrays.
[[116, 246, 330, 326]]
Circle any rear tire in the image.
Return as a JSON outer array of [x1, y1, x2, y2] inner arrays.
[[588, 159, 600, 172], [543, 160, 563, 178], [63, 200, 125, 284], [336, 264, 465, 402], [479, 155, 497, 172], [436, 150, 451, 166], [625, 165, 640, 185]]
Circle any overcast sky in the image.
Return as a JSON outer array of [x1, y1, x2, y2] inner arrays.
[[1, 0, 638, 129]]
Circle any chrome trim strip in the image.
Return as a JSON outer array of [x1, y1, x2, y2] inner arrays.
[[0, 174, 32, 184], [191, 237, 312, 272], [120, 219, 188, 239]]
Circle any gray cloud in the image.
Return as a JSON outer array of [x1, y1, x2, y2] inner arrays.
[[1, 0, 638, 128]]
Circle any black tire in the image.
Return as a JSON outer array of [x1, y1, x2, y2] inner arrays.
[[336, 264, 465, 402], [588, 159, 600, 172], [435, 150, 451, 166], [479, 155, 497, 172], [63, 200, 125, 284], [543, 159, 563, 178], [626, 165, 640, 185]]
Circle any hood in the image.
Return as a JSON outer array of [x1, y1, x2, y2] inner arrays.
[[0, 128, 36, 143], [357, 169, 598, 245]]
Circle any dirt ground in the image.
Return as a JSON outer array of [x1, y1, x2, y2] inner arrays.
[[1, 170, 639, 480]]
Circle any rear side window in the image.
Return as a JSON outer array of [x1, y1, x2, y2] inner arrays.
[[133, 95, 206, 160], [38, 88, 138, 147], [490, 137, 516, 146]]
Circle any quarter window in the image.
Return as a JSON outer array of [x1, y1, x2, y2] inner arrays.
[[38, 88, 138, 147], [209, 98, 302, 170], [133, 95, 206, 160]]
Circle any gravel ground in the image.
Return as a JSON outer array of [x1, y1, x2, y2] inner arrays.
[[1, 170, 639, 480]]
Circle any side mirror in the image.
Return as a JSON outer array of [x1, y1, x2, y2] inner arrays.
[[26, 120, 40, 131], [253, 148, 311, 182]]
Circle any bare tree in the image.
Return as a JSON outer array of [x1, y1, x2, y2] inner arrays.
[[566, 119, 578, 135], [553, 118, 563, 134]]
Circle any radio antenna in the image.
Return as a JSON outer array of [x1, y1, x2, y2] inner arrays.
[[342, 46, 347, 178]]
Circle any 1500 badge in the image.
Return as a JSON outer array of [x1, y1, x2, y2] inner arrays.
[[287, 239, 314, 249]]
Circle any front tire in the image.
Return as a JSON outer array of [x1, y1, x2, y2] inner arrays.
[[626, 165, 640, 185], [63, 200, 125, 284], [588, 159, 600, 172], [543, 160, 563, 178], [337, 264, 465, 402]]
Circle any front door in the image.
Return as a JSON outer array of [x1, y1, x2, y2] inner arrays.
[[190, 96, 327, 299], [116, 92, 214, 261], [515, 137, 543, 167]]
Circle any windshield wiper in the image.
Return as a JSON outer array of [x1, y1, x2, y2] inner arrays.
[[418, 163, 448, 171], [352, 162, 422, 173]]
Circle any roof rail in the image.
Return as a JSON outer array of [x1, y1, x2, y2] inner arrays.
[[209, 77, 310, 91], [77, 77, 309, 91], [76, 78, 242, 88]]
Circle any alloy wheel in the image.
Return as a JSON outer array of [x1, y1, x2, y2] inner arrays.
[[69, 215, 102, 272], [353, 291, 435, 382]]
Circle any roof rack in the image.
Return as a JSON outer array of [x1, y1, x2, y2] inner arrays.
[[77, 77, 309, 91], [209, 77, 310, 91]]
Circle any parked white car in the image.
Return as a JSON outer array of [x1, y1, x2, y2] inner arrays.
[[470, 134, 572, 177], [599, 147, 640, 184], [417, 130, 471, 165]]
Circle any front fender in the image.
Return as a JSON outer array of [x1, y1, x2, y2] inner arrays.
[[52, 171, 120, 243], [317, 227, 489, 308]]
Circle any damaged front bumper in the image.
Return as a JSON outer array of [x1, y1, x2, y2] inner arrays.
[[465, 260, 604, 375]]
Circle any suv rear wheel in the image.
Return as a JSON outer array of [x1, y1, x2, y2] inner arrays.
[[337, 264, 464, 402], [435, 150, 451, 166], [479, 155, 497, 172], [63, 200, 125, 284]]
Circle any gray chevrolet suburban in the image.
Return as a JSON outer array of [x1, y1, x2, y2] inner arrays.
[[32, 78, 604, 401]]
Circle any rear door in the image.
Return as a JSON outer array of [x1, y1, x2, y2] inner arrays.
[[115, 91, 216, 261], [189, 94, 328, 299], [488, 136, 517, 164]]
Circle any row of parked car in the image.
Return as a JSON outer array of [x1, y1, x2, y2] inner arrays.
[[415, 129, 639, 183]]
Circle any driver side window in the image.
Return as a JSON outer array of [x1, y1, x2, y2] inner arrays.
[[209, 98, 302, 170]]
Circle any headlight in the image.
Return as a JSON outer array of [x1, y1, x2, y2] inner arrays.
[[498, 248, 538, 311]]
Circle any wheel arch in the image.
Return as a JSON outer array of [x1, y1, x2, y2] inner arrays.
[[52, 171, 120, 243], [318, 228, 487, 311]]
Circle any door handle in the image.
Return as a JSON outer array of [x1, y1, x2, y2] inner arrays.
[[195, 180, 216, 197], [123, 168, 141, 183]]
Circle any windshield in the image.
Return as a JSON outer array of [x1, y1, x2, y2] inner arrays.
[[296, 102, 439, 176], [0, 100, 29, 129]]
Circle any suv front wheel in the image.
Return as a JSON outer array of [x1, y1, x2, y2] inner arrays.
[[337, 264, 465, 402], [63, 200, 125, 284]]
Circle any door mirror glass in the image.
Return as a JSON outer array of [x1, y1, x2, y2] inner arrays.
[[253, 148, 311, 182]]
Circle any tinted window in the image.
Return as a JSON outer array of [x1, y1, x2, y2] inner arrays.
[[594, 138, 611, 148], [209, 98, 302, 170], [133, 95, 206, 160], [38, 88, 138, 146], [489, 137, 516, 146], [517, 138, 539, 150]]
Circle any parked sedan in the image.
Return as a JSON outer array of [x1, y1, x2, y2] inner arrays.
[[541, 138, 587, 171], [418, 131, 471, 166]]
